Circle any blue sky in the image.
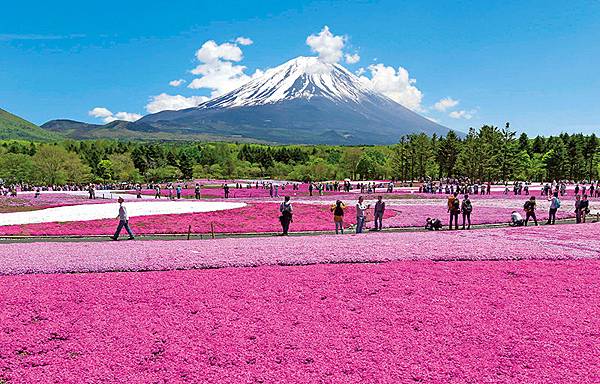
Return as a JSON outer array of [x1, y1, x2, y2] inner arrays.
[[1, 0, 599, 136]]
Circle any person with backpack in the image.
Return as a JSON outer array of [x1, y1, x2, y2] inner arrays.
[[461, 194, 472, 230], [330, 200, 347, 234], [524, 196, 538, 226], [279, 196, 293, 235], [546, 191, 561, 224], [373, 196, 385, 231], [447, 192, 460, 230]]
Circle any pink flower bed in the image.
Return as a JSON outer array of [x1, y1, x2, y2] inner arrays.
[[1, 224, 598, 275], [1, 258, 599, 383], [0, 203, 396, 236], [0, 194, 107, 213]]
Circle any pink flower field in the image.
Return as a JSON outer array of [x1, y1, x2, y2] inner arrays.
[[0, 224, 599, 382], [1, 224, 598, 275], [0, 194, 107, 213], [1, 258, 599, 382], [0, 203, 395, 236]]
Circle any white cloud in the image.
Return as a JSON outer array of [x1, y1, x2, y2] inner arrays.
[[355, 67, 366, 76], [145, 93, 209, 114], [195, 40, 243, 63], [88, 107, 113, 119], [113, 112, 142, 122], [359, 64, 424, 111], [345, 53, 360, 64], [235, 36, 253, 46], [169, 79, 186, 87], [449, 110, 475, 120], [88, 107, 141, 123], [306, 26, 346, 64], [187, 39, 264, 98], [433, 97, 459, 112], [426, 116, 440, 123]]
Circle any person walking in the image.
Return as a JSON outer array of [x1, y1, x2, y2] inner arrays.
[[111, 197, 135, 240], [194, 183, 201, 199], [373, 196, 385, 231], [279, 196, 293, 235], [461, 194, 472, 230], [136, 184, 142, 199], [448, 192, 460, 230], [331, 200, 347, 234], [546, 192, 561, 225], [524, 196, 538, 226], [154, 185, 161, 199]]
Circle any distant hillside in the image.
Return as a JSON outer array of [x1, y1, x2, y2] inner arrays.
[[0, 108, 61, 141], [41, 119, 270, 143]]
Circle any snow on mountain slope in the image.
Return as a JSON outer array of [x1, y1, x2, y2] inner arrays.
[[136, 56, 452, 144], [198, 56, 385, 108]]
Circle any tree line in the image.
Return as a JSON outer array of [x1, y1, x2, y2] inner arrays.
[[0, 125, 598, 185]]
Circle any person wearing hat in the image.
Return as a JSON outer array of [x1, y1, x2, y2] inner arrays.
[[111, 196, 135, 240]]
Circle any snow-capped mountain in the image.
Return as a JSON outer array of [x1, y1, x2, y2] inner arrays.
[[138, 56, 451, 144], [199, 56, 381, 108]]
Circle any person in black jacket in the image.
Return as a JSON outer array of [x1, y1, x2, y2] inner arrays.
[[461, 194, 472, 230]]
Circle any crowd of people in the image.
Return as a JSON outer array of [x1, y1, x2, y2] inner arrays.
[[1, 178, 597, 240]]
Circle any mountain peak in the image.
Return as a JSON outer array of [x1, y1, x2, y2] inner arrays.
[[198, 56, 377, 109], [137, 55, 451, 145]]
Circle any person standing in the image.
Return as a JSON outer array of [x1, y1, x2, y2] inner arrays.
[[176, 185, 182, 199], [331, 200, 347, 234], [111, 197, 135, 240], [373, 196, 385, 231], [309, 183, 314, 197], [524, 196, 538, 226], [279, 196, 293, 235], [194, 183, 201, 200], [355, 196, 370, 234], [461, 194, 472, 230], [136, 184, 142, 199], [224, 184, 230, 198], [154, 185, 161, 199], [580, 194, 590, 223], [448, 192, 460, 230], [546, 192, 560, 225], [575, 194, 582, 223]]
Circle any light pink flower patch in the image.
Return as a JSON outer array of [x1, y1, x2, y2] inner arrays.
[[0, 223, 598, 275]]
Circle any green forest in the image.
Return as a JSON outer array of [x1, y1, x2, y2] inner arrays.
[[0, 125, 598, 185]]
